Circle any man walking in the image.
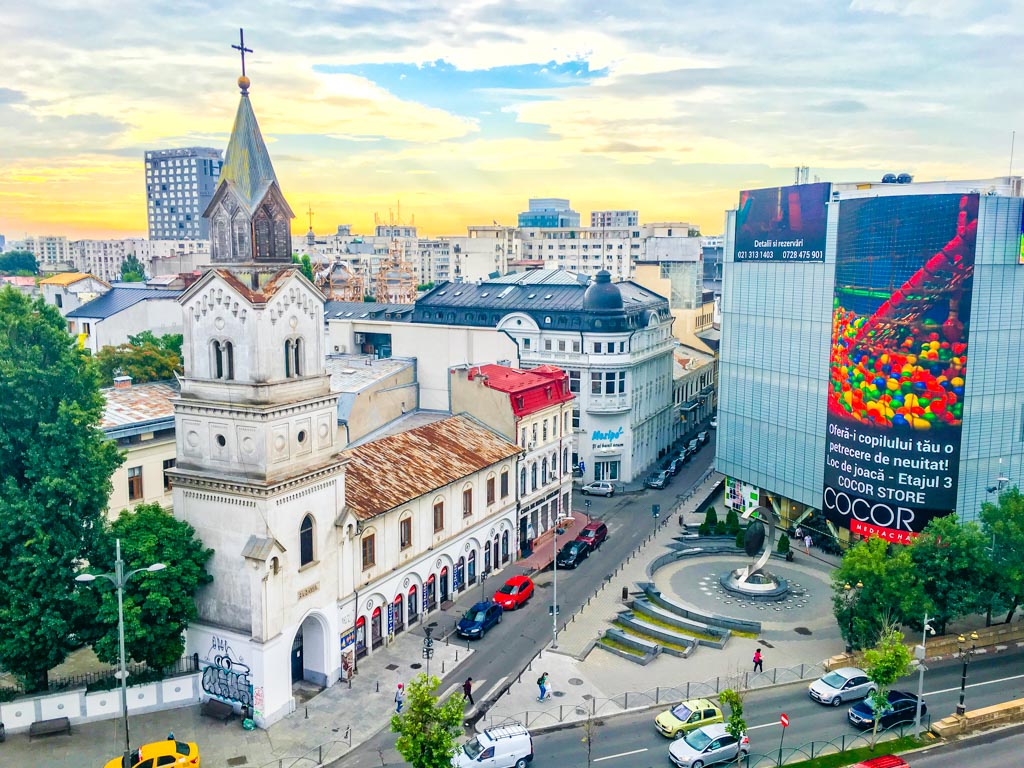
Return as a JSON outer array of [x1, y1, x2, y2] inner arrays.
[[537, 672, 549, 702], [395, 683, 405, 714], [463, 677, 475, 706], [803, 533, 812, 555], [753, 649, 763, 673]]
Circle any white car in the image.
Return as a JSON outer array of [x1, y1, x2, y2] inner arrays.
[[668, 723, 749, 768], [808, 667, 876, 707], [709, 417, 718, 429], [581, 481, 614, 497], [453, 723, 534, 768]]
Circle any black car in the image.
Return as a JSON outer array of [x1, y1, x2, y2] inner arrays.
[[847, 690, 925, 730], [665, 458, 683, 476], [556, 540, 592, 569]]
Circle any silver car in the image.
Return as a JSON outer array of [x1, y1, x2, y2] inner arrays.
[[668, 723, 749, 768], [581, 481, 614, 497], [808, 667, 876, 707]]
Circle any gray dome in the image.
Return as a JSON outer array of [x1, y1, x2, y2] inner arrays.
[[582, 270, 623, 311]]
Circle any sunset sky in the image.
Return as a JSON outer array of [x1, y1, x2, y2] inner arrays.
[[1, 0, 1021, 241]]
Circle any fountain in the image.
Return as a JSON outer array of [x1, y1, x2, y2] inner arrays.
[[719, 505, 789, 601]]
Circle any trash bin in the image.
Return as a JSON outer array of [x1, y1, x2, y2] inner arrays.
[[621, 586, 628, 600]]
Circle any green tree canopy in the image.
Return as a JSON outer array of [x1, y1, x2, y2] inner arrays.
[[0, 287, 122, 690], [0, 250, 38, 274], [909, 515, 992, 635], [981, 486, 1024, 623], [391, 673, 465, 768], [862, 625, 914, 746], [128, 330, 183, 358], [74, 504, 213, 670], [291, 253, 314, 282], [120, 253, 146, 282], [832, 536, 923, 650], [95, 332, 183, 385], [718, 688, 747, 766]]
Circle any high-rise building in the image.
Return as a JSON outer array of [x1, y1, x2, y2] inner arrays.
[[591, 210, 638, 228], [145, 147, 223, 240], [716, 175, 1024, 545], [517, 198, 581, 228]]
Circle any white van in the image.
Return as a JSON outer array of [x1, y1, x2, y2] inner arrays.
[[452, 723, 534, 768]]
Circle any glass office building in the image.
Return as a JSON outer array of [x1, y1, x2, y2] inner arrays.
[[145, 147, 223, 240], [716, 176, 1024, 542]]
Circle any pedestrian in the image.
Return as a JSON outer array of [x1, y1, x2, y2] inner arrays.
[[795, 526, 803, 540], [804, 533, 812, 555], [463, 677, 475, 706], [753, 649, 763, 673], [167, 731, 174, 741], [395, 683, 405, 714], [537, 672, 549, 702]]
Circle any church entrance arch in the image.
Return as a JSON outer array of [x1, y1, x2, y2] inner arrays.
[[291, 612, 329, 688]]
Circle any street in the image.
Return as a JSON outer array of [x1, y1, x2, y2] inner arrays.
[[337, 437, 717, 767], [907, 724, 1024, 767], [512, 648, 1024, 767]]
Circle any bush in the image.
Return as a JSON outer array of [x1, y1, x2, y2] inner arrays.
[[777, 533, 791, 554], [735, 527, 746, 548], [725, 507, 740, 535], [714, 520, 727, 536], [698, 522, 710, 536], [703, 506, 719, 528]]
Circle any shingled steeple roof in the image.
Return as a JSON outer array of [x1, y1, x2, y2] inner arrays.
[[218, 90, 281, 216]]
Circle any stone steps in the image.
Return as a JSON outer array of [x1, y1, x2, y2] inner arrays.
[[614, 611, 697, 657], [631, 597, 730, 649]]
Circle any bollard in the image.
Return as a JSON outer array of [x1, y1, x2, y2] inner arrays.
[[455, 651, 459, 662], [446, 636, 450, 647], [376, 680, 379, 693], [442, 661, 445, 674], [622, 586, 628, 600], [348, 677, 352, 689], [305, 707, 309, 719]]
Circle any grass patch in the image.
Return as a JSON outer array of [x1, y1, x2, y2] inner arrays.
[[732, 629, 759, 639], [781, 736, 921, 768], [632, 611, 728, 643], [598, 636, 645, 657], [614, 622, 692, 653]]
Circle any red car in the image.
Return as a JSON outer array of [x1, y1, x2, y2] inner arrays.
[[493, 575, 534, 610], [575, 521, 609, 550]]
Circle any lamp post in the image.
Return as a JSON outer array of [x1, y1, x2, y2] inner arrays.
[[914, 613, 934, 738], [955, 631, 979, 716], [843, 581, 862, 654], [552, 523, 564, 649], [75, 539, 165, 768]]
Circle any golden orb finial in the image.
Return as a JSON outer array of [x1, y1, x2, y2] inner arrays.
[[238, 75, 251, 93]]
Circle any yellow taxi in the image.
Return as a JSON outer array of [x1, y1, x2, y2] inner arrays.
[[103, 739, 201, 768], [654, 698, 724, 739]]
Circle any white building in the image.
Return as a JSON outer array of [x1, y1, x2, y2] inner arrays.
[[38, 272, 111, 315], [65, 286, 183, 353], [18, 235, 73, 270], [591, 210, 638, 228]]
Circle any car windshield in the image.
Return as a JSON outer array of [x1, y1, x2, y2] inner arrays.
[[671, 703, 693, 720], [463, 737, 483, 759], [175, 742, 191, 756], [580, 530, 595, 539], [464, 609, 487, 622], [684, 729, 713, 750], [497, 584, 515, 594], [820, 672, 848, 689]]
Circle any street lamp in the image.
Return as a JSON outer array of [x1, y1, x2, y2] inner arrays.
[[75, 539, 165, 768], [843, 581, 862, 654], [552, 524, 565, 649], [913, 613, 935, 739], [955, 631, 979, 716]]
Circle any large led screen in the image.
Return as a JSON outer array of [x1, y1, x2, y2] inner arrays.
[[822, 193, 979, 543], [735, 182, 830, 261]]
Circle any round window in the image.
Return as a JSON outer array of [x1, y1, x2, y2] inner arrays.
[[216, 434, 226, 447], [297, 430, 307, 444]]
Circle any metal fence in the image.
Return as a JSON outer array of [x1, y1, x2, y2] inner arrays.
[[0, 653, 199, 696], [741, 719, 929, 767]]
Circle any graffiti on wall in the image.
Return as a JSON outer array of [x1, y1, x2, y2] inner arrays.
[[201, 634, 253, 708]]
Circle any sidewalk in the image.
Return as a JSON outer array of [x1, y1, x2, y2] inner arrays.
[[4, 614, 474, 768]]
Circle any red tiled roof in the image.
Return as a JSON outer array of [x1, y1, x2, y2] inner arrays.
[[342, 415, 520, 520], [464, 364, 574, 417], [214, 268, 296, 304]]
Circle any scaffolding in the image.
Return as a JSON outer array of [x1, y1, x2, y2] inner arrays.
[[374, 238, 417, 304]]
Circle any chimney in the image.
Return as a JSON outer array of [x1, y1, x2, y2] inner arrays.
[[113, 375, 133, 390]]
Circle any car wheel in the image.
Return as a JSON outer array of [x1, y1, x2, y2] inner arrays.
[[515, 759, 528, 768], [673, 730, 684, 740], [498, 614, 502, 624], [832, 696, 842, 707], [692, 761, 704, 768], [582, 489, 589, 495]]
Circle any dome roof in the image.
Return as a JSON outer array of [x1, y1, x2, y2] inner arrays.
[[582, 270, 623, 311]]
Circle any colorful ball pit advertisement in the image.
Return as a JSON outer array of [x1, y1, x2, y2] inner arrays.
[[735, 182, 830, 261], [822, 193, 979, 544]]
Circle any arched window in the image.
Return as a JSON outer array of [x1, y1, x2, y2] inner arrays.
[[542, 420, 548, 441], [212, 340, 223, 379], [551, 451, 558, 474], [541, 458, 548, 485], [293, 338, 303, 376], [519, 467, 527, 495], [284, 340, 293, 378], [299, 514, 314, 566], [223, 341, 234, 380], [530, 463, 537, 492], [563, 447, 570, 474]]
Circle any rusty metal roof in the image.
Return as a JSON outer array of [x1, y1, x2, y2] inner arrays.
[[342, 415, 519, 520]]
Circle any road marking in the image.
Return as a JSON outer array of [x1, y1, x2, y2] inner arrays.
[[748, 721, 781, 731], [930, 672, 1024, 696], [480, 676, 506, 703], [593, 748, 649, 763]]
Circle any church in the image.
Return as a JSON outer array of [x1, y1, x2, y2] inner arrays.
[[168, 63, 521, 726]]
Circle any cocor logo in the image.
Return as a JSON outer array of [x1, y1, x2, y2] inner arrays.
[[823, 487, 918, 533]]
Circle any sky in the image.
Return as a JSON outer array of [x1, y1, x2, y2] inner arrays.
[[1, 0, 1022, 241]]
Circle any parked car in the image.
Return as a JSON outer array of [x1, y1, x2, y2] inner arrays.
[[493, 575, 534, 610], [556, 540, 592, 569], [581, 480, 614, 497], [655, 698, 724, 739], [453, 723, 534, 768], [645, 471, 670, 489], [104, 740, 201, 768], [457, 600, 503, 639], [678, 449, 692, 464], [687, 439, 700, 454], [665, 458, 683, 476], [697, 431, 710, 446], [709, 417, 717, 429], [808, 667, 875, 706], [575, 520, 609, 550], [848, 690, 926, 730], [668, 723, 748, 768]]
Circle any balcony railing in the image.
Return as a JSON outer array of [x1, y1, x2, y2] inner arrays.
[[586, 393, 630, 413]]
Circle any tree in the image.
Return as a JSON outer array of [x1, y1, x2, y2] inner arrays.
[[909, 515, 992, 635], [94, 339, 182, 384], [391, 673, 465, 768], [831, 537, 923, 650], [718, 688, 747, 766], [74, 504, 213, 670], [0, 288, 122, 690], [120, 253, 146, 282], [980, 486, 1024, 624], [291, 253, 314, 282], [580, 712, 598, 768], [862, 625, 914, 747], [128, 330, 183, 359], [0, 250, 38, 274]]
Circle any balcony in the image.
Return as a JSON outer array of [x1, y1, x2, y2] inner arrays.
[[586, 393, 630, 413]]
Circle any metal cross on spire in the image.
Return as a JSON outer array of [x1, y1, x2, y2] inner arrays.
[[307, 204, 315, 230], [232, 28, 253, 79]]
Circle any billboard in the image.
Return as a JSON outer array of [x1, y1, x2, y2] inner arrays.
[[735, 182, 830, 261], [822, 193, 979, 543]]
